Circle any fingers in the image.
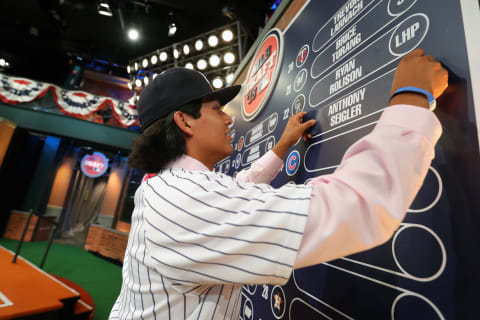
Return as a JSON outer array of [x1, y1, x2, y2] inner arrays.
[[301, 119, 316, 129], [406, 48, 424, 58]]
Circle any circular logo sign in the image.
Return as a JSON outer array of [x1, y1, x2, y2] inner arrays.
[[286, 150, 300, 176], [296, 44, 309, 68], [242, 28, 283, 121], [81, 152, 109, 178]]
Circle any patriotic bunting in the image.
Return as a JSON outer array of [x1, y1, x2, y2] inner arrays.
[[0, 73, 52, 104], [0, 73, 138, 127]]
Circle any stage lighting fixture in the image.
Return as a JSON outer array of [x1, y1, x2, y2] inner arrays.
[[127, 81, 133, 90], [173, 49, 180, 59], [151, 54, 158, 65], [183, 44, 190, 55], [226, 73, 235, 84], [135, 78, 142, 87], [134, 62, 139, 71], [142, 58, 148, 68], [209, 54, 220, 67], [185, 62, 194, 69], [128, 28, 139, 41], [153, 73, 158, 79], [98, 0, 113, 17], [212, 77, 223, 89], [195, 39, 204, 51], [168, 23, 177, 37], [159, 51, 168, 62], [221, 29, 234, 42], [224, 52, 235, 64], [144, 76, 149, 86], [208, 35, 219, 47], [127, 65, 131, 73], [197, 59, 207, 70]]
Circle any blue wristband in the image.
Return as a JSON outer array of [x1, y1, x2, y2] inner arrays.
[[391, 86, 436, 111]]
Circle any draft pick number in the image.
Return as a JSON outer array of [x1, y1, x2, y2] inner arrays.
[[242, 28, 284, 121]]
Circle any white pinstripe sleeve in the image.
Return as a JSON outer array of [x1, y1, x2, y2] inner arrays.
[[142, 169, 311, 285]]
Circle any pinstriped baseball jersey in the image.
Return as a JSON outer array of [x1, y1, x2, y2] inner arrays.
[[109, 162, 311, 319]]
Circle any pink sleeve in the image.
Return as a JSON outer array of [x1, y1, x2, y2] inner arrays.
[[235, 150, 284, 184], [294, 105, 442, 269]]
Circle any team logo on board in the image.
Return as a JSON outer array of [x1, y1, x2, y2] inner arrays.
[[242, 28, 283, 121], [285, 150, 300, 176], [81, 152, 109, 178]]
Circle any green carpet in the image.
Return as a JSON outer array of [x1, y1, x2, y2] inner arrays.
[[0, 238, 122, 320]]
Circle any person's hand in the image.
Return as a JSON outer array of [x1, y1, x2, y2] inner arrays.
[[390, 48, 449, 108], [272, 112, 316, 159]]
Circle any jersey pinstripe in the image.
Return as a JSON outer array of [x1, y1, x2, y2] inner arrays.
[[109, 167, 311, 319]]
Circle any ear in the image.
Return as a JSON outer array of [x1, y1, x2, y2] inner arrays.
[[173, 111, 194, 136]]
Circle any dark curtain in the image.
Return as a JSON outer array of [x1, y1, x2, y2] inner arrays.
[[59, 168, 108, 236]]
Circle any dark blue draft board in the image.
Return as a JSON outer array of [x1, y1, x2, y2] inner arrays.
[[215, 0, 480, 319]]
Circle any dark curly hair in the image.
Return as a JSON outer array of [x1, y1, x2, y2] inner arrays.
[[128, 100, 202, 173]]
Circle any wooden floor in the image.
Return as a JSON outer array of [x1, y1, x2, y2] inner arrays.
[[0, 245, 81, 319]]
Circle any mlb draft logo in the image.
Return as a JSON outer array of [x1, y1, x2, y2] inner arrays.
[[81, 152, 109, 178], [285, 150, 300, 176], [242, 28, 283, 121]]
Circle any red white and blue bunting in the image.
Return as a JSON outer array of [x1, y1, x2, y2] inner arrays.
[[0, 73, 138, 127]]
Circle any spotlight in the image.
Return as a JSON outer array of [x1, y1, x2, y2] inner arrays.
[[127, 81, 133, 90], [224, 52, 235, 64], [173, 49, 180, 59], [183, 44, 190, 55], [159, 51, 168, 62], [150, 54, 158, 65], [208, 35, 219, 47], [209, 54, 220, 67], [134, 62, 139, 71], [168, 23, 177, 37], [142, 58, 148, 68], [221, 29, 234, 42], [226, 73, 235, 84], [212, 77, 223, 89], [127, 65, 131, 73], [144, 76, 149, 86], [128, 28, 139, 41], [98, 0, 113, 17], [185, 62, 194, 69], [153, 73, 158, 79], [195, 39, 204, 51], [197, 59, 207, 70], [135, 78, 142, 87]]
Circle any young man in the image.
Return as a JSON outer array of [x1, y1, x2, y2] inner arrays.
[[109, 48, 448, 319]]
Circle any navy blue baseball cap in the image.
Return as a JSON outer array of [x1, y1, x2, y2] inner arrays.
[[137, 67, 241, 131]]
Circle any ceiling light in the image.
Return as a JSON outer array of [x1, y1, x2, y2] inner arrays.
[[224, 52, 235, 64], [128, 28, 139, 41], [185, 63, 194, 69], [183, 44, 190, 55], [168, 23, 177, 37], [98, 1, 113, 17], [144, 76, 149, 86], [226, 73, 235, 84], [134, 62, 139, 71], [127, 65, 131, 73], [135, 78, 142, 87], [209, 54, 220, 67], [150, 54, 158, 65], [208, 35, 219, 47], [195, 39, 204, 51], [221, 29, 234, 42], [142, 58, 148, 68], [197, 59, 207, 70], [159, 51, 168, 62], [212, 77, 223, 89], [173, 49, 180, 59]]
